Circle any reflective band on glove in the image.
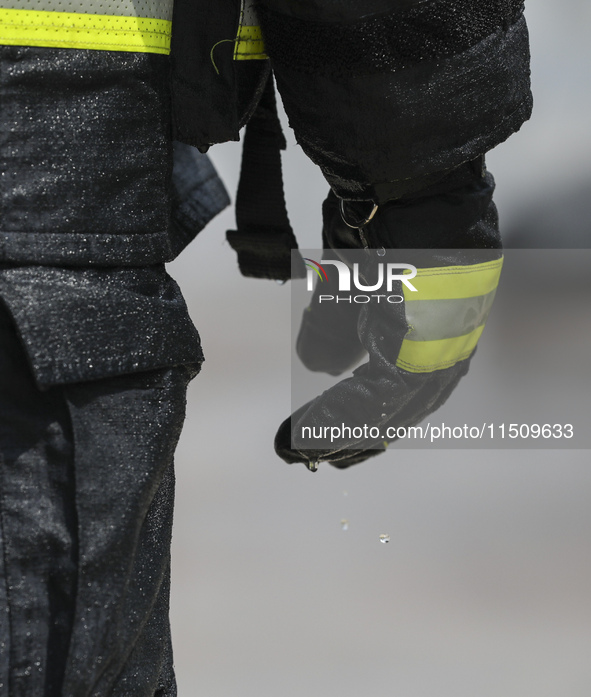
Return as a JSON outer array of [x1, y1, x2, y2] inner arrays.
[[0, 8, 172, 53], [397, 257, 503, 373]]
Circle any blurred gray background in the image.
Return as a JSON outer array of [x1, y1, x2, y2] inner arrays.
[[166, 2, 591, 695]]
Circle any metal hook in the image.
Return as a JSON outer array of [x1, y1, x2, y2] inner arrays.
[[339, 199, 379, 230]]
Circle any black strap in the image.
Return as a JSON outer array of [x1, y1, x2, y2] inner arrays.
[[227, 76, 305, 280]]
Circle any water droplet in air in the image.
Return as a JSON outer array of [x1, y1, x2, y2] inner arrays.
[[376, 247, 386, 257], [341, 519, 349, 531], [381, 413, 387, 419], [379, 534, 390, 544], [276, 279, 287, 286], [307, 460, 319, 472]]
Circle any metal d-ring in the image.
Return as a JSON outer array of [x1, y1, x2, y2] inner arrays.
[[339, 199, 379, 229]]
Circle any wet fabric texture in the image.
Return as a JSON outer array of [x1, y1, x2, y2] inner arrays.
[[169, 140, 230, 258], [0, 45, 228, 266], [0, 45, 230, 388], [257, 0, 525, 77], [0, 264, 204, 389], [258, 1, 532, 201], [0, 43, 212, 696], [0, 301, 193, 697], [0, 46, 172, 265]]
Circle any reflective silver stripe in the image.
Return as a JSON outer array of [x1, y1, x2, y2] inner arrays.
[[404, 289, 498, 342], [241, 0, 259, 26], [0, 1, 173, 20]]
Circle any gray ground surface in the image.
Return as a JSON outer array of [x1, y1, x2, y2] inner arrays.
[[166, 2, 591, 694]]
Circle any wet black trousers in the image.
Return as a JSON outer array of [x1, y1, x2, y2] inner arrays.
[[0, 304, 193, 697]]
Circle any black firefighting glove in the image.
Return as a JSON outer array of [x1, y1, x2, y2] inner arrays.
[[275, 162, 503, 469]]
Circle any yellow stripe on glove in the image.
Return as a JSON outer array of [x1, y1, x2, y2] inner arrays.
[[397, 257, 503, 373]]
